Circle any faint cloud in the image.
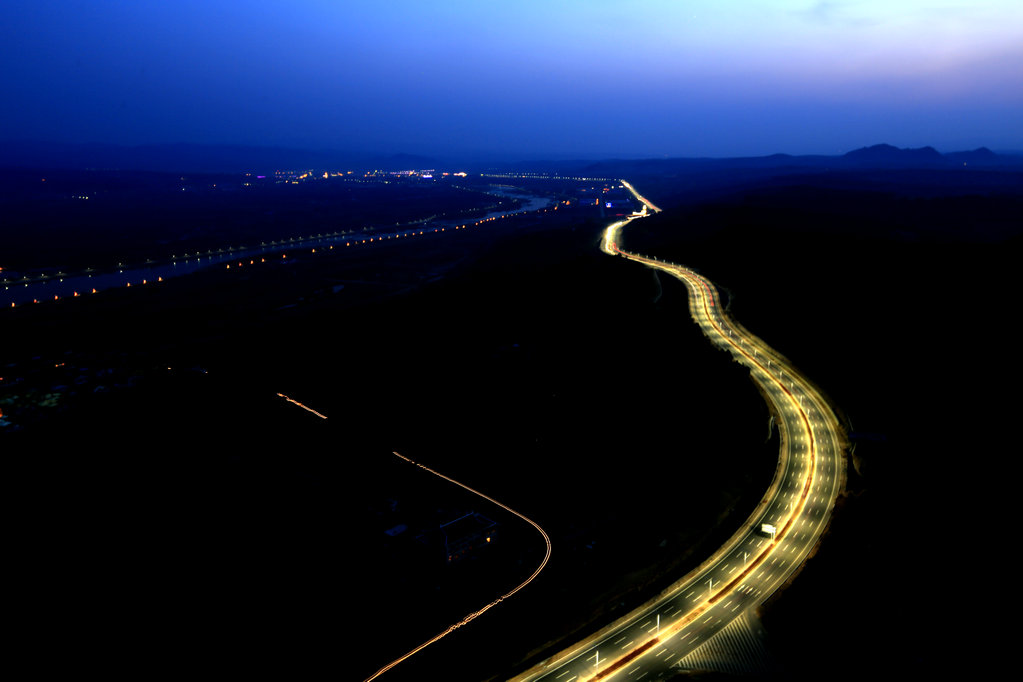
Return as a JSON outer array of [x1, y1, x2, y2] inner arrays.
[[796, 1, 877, 27]]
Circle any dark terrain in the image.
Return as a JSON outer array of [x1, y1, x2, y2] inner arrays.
[[4, 170, 775, 680], [618, 166, 1021, 681], [5, 155, 1020, 680]]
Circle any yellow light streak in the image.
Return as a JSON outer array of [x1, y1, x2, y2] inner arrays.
[[364, 451, 552, 681], [275, 392, 328, 419], [272, 392, 552, 682], [620, 179, 661, 213], [514, 181, 843, 682], [564, 251, 822, 679]]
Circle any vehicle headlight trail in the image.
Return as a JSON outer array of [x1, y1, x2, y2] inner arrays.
[[276, 392, 328, 419], [362, 453, 552, 682], [276, 394, 551, 682], [277, 177, 842, 681], [514, 181, 845, 682]]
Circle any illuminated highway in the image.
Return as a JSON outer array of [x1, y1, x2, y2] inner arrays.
[[512, 183, 845, 681], [274, 179, 844, 681]]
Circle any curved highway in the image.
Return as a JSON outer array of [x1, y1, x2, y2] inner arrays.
[[511, 183, 846, 681]]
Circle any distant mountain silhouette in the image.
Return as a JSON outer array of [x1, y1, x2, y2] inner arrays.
[[1, 140, 1016, 174], [944, 147, 999, 164], [842, 143, 946, 166], [581, 144, 1020, 178]]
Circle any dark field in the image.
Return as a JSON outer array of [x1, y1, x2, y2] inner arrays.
[[5, 165, 1019, 680], [5, 172, 775, 680], [619, 171, 1022, 681]]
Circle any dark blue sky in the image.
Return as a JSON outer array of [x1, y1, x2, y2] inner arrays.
[[4, 1, 1021, 159]]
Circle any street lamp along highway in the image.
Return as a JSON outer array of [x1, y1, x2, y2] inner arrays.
[[514, 180, 846, 682], [269, 177, 845, 682]]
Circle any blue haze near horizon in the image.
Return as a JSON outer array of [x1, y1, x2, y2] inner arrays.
[[2, 1, 1021, 160]]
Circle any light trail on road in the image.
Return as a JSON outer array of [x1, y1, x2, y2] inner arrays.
[[619, 180, 661, 214], [273, 177, 843, 681], [275, 392, 328, 419], [276, 393, 553, 681], [364, 452, 552, 681], [514, 181, 845, 682]]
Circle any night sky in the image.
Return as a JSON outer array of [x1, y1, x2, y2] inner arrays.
[[4, 1, 1021, 159]]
